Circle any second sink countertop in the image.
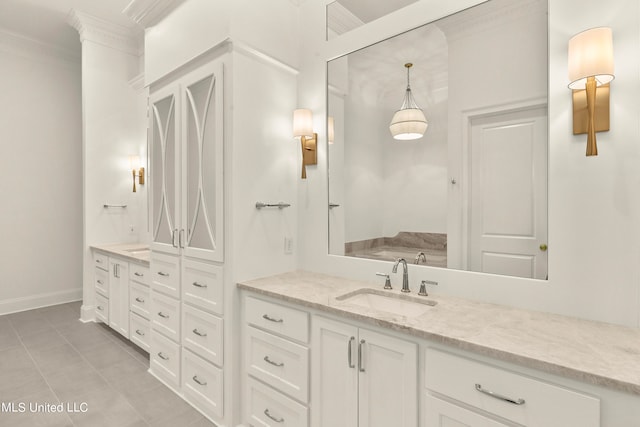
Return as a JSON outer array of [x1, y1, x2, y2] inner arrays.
[[91, 243, 151, 265], [237, 270, 640, 396]]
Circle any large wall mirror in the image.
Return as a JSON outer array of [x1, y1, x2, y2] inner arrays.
[[328, 0, 549, 280]]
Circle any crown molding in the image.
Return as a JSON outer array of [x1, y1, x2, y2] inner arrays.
[[436, 0, 545, 43], [122, 0, 187, 28], [68, 9, 143, 56], [0, 27, 80, 64]]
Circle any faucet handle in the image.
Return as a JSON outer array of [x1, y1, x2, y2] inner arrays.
[[376, 272, 392, 290], [419, 280, 438, 296]]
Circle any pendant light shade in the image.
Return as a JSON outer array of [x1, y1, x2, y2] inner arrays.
[[389, 63, 427, 140]]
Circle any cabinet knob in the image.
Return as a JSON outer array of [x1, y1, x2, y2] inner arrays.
[[539, 244, 548, 252]]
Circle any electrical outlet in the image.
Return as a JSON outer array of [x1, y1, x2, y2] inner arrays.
[[284, 237, 293, 254]]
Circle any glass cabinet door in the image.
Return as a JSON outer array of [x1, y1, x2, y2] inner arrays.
[[150, 89, 180, 254], [182, 61, 224, 262]]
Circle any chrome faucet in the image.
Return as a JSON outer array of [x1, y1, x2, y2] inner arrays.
[[392, 258, 410, 293], [414, 252, 427, 265]]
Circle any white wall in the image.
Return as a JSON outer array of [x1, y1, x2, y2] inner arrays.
[[77, 34, 148, 321], [297, 0, 640, 328], [0, 35, 82, 314]]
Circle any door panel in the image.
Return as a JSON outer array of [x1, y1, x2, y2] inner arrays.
[[358, 328, 417, 427], [469, 107, 547, 279], [312, 317, 358, 427]]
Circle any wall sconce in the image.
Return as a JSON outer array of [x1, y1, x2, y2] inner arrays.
[[389, 63, 428, 140], [568, 27, 614, 156], [129, 155, 145, 192], [293, 108, 317, 179]]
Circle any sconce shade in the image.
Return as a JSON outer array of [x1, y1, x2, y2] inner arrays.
[[389, 63, 428, 140], [568, 27, 614, 89], [328, 116, 335, 144], [293, 108, 314, 137], [129, 155, 141, 170]]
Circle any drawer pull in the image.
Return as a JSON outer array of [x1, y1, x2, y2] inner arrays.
[[97, 306, 104, 311], [264, 409, 284, 423], [475, 384, 525, 405], [135, 297, 145, 303], [192, 328, 207, 337], [96, 259, 103, 263], [262, 314, 283, 323], [157, 312, 170, 319], [135, 329, 145, 336], [348, 336, 355, 368], [134, 272, 144, 277], [192, 375, 207, 386], [157, 352, 169, 361], [192, 281, 208, 288], [263, 356, 284, 367], [157, 271, 170, 277], [97, 280, 104, 285]]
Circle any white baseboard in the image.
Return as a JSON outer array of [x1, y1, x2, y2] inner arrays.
[[0, 288, 83, 316], [80, 304, 96, 322]]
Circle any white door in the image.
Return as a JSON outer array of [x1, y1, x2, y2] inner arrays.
[[424, 395, 510, 427], [468, 107, 547, 279], [150, 86, 181, 255], [358, 328, 417, 427], [181, 60, 224, 263], [312, 317, 358, 427]]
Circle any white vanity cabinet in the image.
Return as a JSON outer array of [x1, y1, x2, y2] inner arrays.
[[312, 316, 418, 427], [423, 348, 600, 427]]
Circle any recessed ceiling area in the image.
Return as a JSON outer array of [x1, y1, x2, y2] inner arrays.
[[0, 0, 137, 54]]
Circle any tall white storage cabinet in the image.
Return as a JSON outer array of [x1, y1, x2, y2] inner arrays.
[[149, 56, 225, 423]]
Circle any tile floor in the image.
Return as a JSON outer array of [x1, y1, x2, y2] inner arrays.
[[0, 301, 216, 427]]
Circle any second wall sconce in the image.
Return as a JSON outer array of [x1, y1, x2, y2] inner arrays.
[[568, 27, 614, 156], [293, 108, 317, 179], [129, 155, 145, 192]]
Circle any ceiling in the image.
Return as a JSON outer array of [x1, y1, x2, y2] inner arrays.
[[0, 0, 137, 54]]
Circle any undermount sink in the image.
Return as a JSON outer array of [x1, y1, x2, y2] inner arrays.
[[335, 288, 436, 317], [122, 247, 150, 255]]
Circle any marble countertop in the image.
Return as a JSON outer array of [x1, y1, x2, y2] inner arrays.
[[90, 243, 150, 265], [238, 270, 640, 396]]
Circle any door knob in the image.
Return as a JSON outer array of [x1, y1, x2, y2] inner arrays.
[[539, 244, 548, 252]]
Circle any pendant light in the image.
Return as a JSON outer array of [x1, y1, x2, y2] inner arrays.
[[389, 63, 428, 140]]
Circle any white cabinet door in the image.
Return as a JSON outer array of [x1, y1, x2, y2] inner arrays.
[[181, 61, 224, 263], [108, 258, 129, 338], [150, 59, 224, 263], [150, 84, 181, 255], [312, 317, 358, 427], [358, 328, 417, 427], [425, 395, 511, 427]]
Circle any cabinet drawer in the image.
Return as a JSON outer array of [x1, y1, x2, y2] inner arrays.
[[425, 348, 600, 427], [130, 312, 150, 352], [151, 253, 180, 298], [424, 394, 510, 427], [150, 330, 180, 390], [130, 282, 151, 319], [246, 377, 308, 427], [94, 252, 108, 271], [246, 326, 309, 403], [129, 263, 150, 286], [245, 296, 309, 343], [182, 304, 223, 367], [182, 259, 223, 315], [95, 293, 109, 324], [150, 291, 181, 342], [95, 267, 109, 297], [182, 349, 224, 421]]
